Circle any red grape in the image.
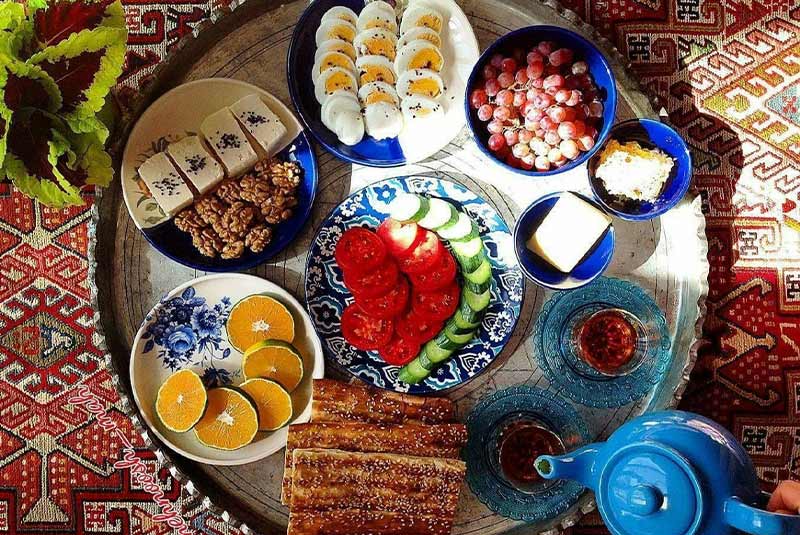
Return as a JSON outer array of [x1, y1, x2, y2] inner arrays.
[[571, 61, 588, 75], [518, 129, 534, 144], [544, 130, 561, 146], [533, 93, 554, 108], [547, 147, 563, 163], [493, 105, 512, 121], [527, 50, 544, 65], [537, 41, 556, 56], [524, 117, 538, 131], [484, 78, 501, 97], [530, 138, 550, 156], [534, 155, 550, 171], [490, 53, 504, 69], [504, 129, 519, 146], [505, 153, 521, 167], [497, 71, 515, 88], [549, 48, 574, 67], [563, 107, 577, 122], [539, 116, 556, 131], [513, 91, 527, 108], [470, 89, 488, 109], [543, 74, 565, 90], [544, 63, 561, 76], [495, 89, 513, 106], [565, 90, 582, 107], [560, 139, 579, 159], [588, 101, 604, 117], [477, 104, 494, 121], [487, 120, 504, 134], [576, 135, 595, 151], [488, 133, 505, 151], [573, 120, 586, 136], [519, 154, 535, 170], [512, 142, 530, 158], [483, 65, 498, 80], [557, 121, 577, 140], [501, 57, 517, 72], [547, 106, 566, 123], [515, 69, 529, 85], [526, 61, 544, 79], [555, 89, 571, 103]]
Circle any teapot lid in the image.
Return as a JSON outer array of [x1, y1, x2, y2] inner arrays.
[[599, 443, 704, 535]]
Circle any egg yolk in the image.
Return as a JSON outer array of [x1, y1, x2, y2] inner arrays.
[[319, 53, 353, 73], [409, 49, 443, 71], [418, 32, 442, 48], [360, 65, 395, 84], [330, 43, 357, 61], [363, 90, 395, 106], [407, 78, 441, 98], [325, 24, 356, 42], [361, 38, 396, 60], [325, 71, 355, 94], [364, 17, 396, 32], [413, 14, 442, 33]]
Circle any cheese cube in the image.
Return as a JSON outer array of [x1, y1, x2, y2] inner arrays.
[[526, 192, 611, 273], [167, 136, 224, 194], [137, 152, 194, 216], [201, 108, 258, 177], [229, 94, 288, 157]]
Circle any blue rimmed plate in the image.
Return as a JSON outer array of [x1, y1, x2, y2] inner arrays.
[[121, 78, 318, 271], [304, 175, 524, 394], [286, 0, 479, 167]]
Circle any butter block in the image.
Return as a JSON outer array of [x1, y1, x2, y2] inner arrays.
[[137, 152, 194, 216], [229, 94, 288, 157], [167, 135, 224, 194], [201, 108, 258, 177], [526, 192, 611, 273]]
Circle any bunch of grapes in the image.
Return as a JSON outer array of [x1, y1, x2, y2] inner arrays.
[[469, 41, 604, 172]]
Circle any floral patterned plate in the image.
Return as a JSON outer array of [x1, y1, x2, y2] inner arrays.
[[305, 175, 524, 394], [129, 273, 324, 465]]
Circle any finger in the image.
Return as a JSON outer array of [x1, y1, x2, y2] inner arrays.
[[766, 481, 800, 512]]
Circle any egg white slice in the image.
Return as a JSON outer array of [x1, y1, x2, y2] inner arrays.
[[321, 6, 358, 27], [315, 19, 357, 46], [356, 2, 398, 34], [357, 1, 395, 24], [397, 27, 441, 50], [394, 39, 444, 74], [396, 68, 444, 100], [314, 67, 358, 104], [400, 95, 444, 123], [312, 51, 357, 83], [315, 39, 358, 63], [358, 81, 400, 107], [400, 5, 444, 35], [355, 54, 396, 85], [364, 102, 403, 140], [321, 90, 360, 131], [354, 28, 398, 60], [334, 110, 365, 146]]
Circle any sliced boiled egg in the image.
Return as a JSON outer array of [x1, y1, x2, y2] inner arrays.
[[358, 81, 400, 107], [354, 28, 397, 60], [394, 39, 444, 73], [321, 90, 360, 130], [334, 110, 365, 146], [314, 66, 358, 104], [312, 51, 357, 82], [315, 19, 357, 46], [396, 68, 443, 99], [355, 55, 396, 85], [321, 6, 358, 27], [400, 95, 444, 123], [364, 102, 404, 140], [356, 1, 398, 33], [397, 27, 442, 50], [400, 5, 443, 35], [315, 39, 357, 63]]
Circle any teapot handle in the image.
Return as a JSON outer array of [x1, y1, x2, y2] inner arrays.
[[724, 494, 800, 535]]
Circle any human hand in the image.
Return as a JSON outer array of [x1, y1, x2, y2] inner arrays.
[[766, 480, 800, 514]]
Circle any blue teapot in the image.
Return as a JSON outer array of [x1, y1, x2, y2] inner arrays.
[[535, 411, 800, 535]]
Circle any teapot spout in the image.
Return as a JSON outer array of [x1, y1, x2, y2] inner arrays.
[[536, 444, 602, 490]]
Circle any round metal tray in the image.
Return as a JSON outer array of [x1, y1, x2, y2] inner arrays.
[[92, 0, 709, 533]]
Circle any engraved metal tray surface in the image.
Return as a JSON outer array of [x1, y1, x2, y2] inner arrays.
[[91, 0, 709, 533]]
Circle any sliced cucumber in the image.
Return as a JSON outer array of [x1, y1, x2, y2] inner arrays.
[[455, 250, 485, 273], [438, 212, 472, 241], [451, 236, 484, 258], [450, 220, 480, 243], [418, 198, 454, 229], [466, 278, 491, 294], [434, 204, 459, 231], [390, 193, 429, 222], [445, 321, 477, 344], [465, 286, 491, 311], [459, 298, 483, 324], [433, 331, 461, 351], [454, 309, 482, 330], [398, 360, 429, 384], [418, 350, 436, 371], [425, 339, 454, 363], [465, 259, 492, 284]]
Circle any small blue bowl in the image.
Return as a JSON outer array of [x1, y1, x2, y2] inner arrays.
[[587, 118, 692, 220], [465, 25, 617, 177], [514, 191, 615, 290]]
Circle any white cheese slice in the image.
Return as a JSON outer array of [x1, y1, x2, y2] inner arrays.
[[137, 152, 194, 217], [201, 108, 258, 177], [526, 192, 611, 273], [166, 136, 224, 194], [229, 94, 288, 157]]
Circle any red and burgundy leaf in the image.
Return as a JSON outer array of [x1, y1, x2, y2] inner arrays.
[[37, 50, 104, 112], [4, 73, 54, 111], [33, 0, 114, 48]]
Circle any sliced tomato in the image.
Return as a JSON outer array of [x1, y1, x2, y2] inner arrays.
[[398, 230, 444, 274], [409, 249, 457, 291], [344, 260, 399, 298], [397, 310, 443, 344], [379, 335, 421, 365], [411, 282, 461, 321], [342, 304, 394, 350], [355, 277, 410, 319], [335, 227, 387, 274], [377, 218, 425, 259]]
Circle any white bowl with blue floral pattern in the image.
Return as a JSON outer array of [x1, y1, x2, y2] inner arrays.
[[129, 273, 324, 465]]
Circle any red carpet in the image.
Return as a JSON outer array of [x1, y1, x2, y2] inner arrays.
[[0, 0, 798, 533]]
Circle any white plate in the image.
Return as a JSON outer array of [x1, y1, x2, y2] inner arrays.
[[129, 273, 324, 465]]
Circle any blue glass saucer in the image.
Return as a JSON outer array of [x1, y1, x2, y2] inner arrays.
[[464, 385, 591, 522], [533, 277, 672, 408]]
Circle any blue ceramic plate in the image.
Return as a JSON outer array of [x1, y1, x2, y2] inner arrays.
[[305, 175, 524, 394], [514, 191, 615, 290], [588, 118, 693, 220], [465, 25, 617, 176], [287, 0, 479, 167], [121, 79, 318, 272]]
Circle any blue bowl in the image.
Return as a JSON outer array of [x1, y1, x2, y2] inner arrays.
[[514, 191, 615, 290], [287, 0, 406, 167], [465, 25, 617, 177], [587, 118, 692, 220]]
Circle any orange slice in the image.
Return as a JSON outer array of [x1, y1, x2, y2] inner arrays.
[[155, 369, 207, 433], [226, 294, 296, 352], [241, 340, 304, 392], [239, 378, 293, 431], [193, 387, 259, 450]]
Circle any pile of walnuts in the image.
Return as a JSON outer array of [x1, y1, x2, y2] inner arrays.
[[174, 159, 302, 259]]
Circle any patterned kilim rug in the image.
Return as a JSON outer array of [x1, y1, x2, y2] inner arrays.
[[0, 0, 798, 533]]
